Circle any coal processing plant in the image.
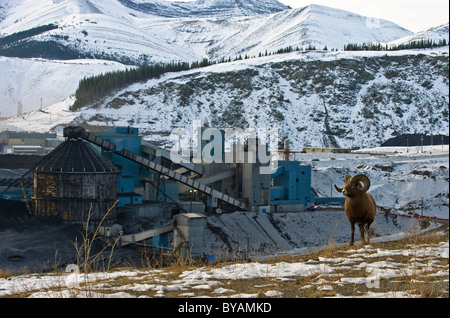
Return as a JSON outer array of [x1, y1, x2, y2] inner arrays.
[[0, 126, 344, 258]]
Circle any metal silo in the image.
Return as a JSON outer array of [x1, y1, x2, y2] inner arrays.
[[33, 136, 118, 223]]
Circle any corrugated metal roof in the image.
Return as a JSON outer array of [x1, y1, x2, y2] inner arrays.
[[34, 139, 118, 173]]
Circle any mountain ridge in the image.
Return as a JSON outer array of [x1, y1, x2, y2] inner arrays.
[[0, 1, 413, 66], [116, 0, 291, 18]]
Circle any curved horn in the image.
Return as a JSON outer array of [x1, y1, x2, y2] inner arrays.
[[334, 185, 343, 193], [335, 174, 351, 193], [351, 174, 370, 192]]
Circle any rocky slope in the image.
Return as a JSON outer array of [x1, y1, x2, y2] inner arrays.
[[71, 49, 449, 149]]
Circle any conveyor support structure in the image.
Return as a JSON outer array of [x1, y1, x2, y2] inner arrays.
[[64, 127, 247, 211]]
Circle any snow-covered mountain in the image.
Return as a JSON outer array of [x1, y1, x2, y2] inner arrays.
[[144, 4, 414, 62], [390, 22, 449, 47], [0, 1, 412, 66], [116, 0, 290, 18], [0, 0, 448, 149], [0, 56, 130, 117], [0, 1, 419, 117]]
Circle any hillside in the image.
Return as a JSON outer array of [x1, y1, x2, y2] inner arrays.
[[0, 57, 130, 116], [71, 49, 449, 149], [1, 48, 448, 148]]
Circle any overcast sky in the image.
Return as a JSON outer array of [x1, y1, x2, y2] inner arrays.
[[278, 0, 449, 32]]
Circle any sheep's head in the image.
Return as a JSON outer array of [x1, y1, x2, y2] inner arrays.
[[334, 174, 371, 197]]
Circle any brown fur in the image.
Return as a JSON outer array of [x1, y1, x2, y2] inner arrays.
[[335, 174, 377, 246]]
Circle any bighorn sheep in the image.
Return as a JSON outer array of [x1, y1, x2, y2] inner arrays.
[[334, 174, 376, 246]]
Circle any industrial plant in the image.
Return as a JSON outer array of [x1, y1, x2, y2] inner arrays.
[[0, 126, 344, 259]]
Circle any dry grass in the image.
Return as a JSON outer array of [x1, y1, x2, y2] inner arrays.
[[1, 224, 448, 298], [105, 229, 448, 299], [0, 270, 13, 279]]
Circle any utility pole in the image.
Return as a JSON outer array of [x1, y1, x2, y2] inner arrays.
[[17, 101, 23, 117], [421, 135, 424, 153], [421, 198, 424, 217], [284, 140, 289, 161]]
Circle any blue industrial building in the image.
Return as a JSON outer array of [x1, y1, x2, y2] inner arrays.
[[270, 161, 345, 211], [270, 161, 316, 212], [94, 127, 181, 209], [93, 127, 146, 207]]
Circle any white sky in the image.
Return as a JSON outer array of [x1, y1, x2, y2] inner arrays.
[[168, 0, 449, 33]]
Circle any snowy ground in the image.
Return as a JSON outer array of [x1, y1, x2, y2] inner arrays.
[[0, 229, 447, 298]]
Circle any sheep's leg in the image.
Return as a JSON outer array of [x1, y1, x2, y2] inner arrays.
[[358, 224, 366, 245], [349, 221, 355, 246], [365, 224, 371, 244]]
